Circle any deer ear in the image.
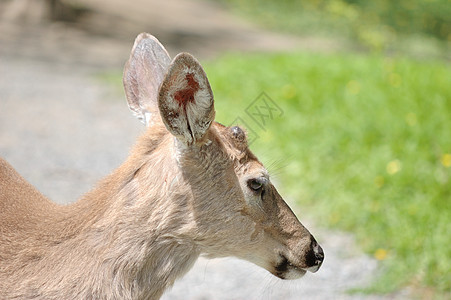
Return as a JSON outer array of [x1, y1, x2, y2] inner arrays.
[[158, 53, 215, 145], [123, 33, 171, 126]]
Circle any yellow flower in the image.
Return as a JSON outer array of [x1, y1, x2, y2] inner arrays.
[[405, 112, 417, 126], [441, 154, 451, 168], [329, 212, 341, 224], [386, 159, 402, 175], [374, 248, 388, 260], [346, 80, 360, 95], [374, 176, 385, 188], [389, 73, 402, 87], [282, 84, 297, 99]]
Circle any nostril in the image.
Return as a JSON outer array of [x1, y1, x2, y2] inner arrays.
[[303, 237, 324, 273], [310, 237, 324, 265], [315, 245, 324, 264]]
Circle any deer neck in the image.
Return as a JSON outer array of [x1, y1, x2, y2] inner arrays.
[[59, 130, 200, 298]]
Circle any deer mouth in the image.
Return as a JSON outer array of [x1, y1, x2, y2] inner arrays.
[[273, 255, 307, 280]]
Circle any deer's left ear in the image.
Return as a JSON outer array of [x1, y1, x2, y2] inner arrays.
[[158, 53, 215, 145]]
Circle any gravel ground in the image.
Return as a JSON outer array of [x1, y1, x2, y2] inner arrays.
[[0, 1, 410, 298]]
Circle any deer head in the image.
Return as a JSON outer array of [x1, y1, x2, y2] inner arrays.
[[123, 33, 324, 281]]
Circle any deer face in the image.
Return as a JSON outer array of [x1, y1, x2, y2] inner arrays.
[[236, 156, 324, 279], [176, 124, 324, 279], [123, 33, 323, 280]]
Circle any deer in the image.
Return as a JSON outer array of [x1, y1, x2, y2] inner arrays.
[[0, 33, 324, 300]]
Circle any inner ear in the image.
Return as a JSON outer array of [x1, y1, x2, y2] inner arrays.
[[123, 33, 171, 125], [158, 53, 215, 144]]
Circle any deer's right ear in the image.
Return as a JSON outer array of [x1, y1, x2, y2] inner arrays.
[[123, 33, 171, 126], [158, 53, 215, 145]]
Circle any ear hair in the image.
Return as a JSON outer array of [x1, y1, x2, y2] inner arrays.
[[158, 53, 215, 145]]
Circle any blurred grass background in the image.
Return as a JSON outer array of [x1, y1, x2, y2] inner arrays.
[[217, 0, 450, 58], [208, 0, 451, 297], [97, 0, 450, 297]]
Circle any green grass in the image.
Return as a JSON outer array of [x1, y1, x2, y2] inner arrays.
[[203, 53, 451, 295], [216, 0, 450, 58]]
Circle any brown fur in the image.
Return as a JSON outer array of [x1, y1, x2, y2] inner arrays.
[[0, 33, 323, 300]]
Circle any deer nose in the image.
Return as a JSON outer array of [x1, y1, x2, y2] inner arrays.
[[305, 237, 324, 273], [314, 243, 324, 265]]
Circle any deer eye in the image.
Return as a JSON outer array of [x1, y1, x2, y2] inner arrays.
[[247, 178, 264, 193]]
